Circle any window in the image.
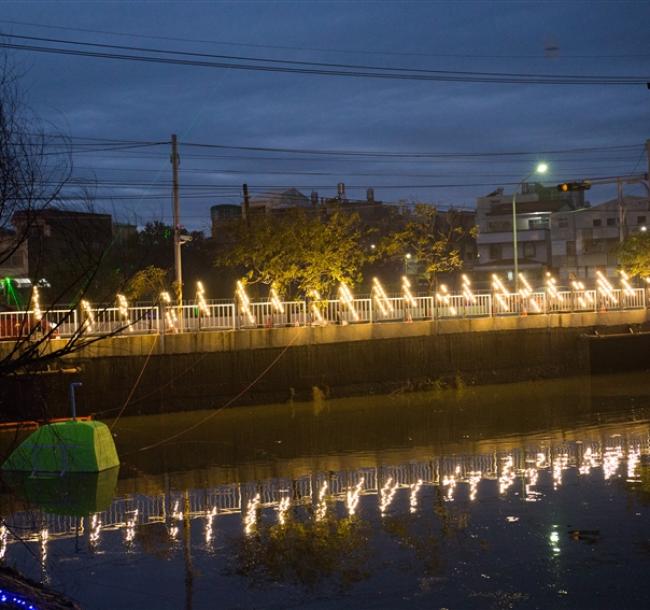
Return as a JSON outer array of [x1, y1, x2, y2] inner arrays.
[[528, 216, 549, 229], [606, 218, 616, 227], [523, 242, 536, 258], [489, 244, 502, 260], [558, 218, 568, 229], [593, 218, 602, 227], [566, 241, 576, 256], [2, 250, 24, 268], [638, 216, 646, 225], [487, 220, 510, 231]]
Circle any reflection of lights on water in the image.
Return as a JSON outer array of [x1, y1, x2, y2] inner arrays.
[[536, 452, 548, 468], [125, 509, 138, 544], [205, 507, 217, 544], [89, 513, 102, 546], [524, 467, 542, 502], [315, 481, 328, 521], [549, 528, 561, 555], [170, 500, 182, 539], [40, 527, 49, 582], [468, 471, 481, 502], [441, 474, 457, 502], [499, 456, 515, 495], [277, 496, 291, 526], [379, 477, 398, 515], [579, 446, 599, 475], [603, 445, 623, 480], [627, 446, 641, 481], [552, 453, 569, 489], [409, 479, 423, 513], [244, 494, 261, 535], [0, 525, 7, 560], [346, 478, 364, 517]]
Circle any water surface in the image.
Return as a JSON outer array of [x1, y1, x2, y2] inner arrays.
[[2, 372, 650, 609]]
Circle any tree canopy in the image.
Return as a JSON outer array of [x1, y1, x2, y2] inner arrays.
[[215, 208, 368, 298], [618, 232, 650, 278], [377, 204, 476, 289]]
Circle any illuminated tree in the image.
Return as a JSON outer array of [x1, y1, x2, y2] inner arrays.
[[216, 207, 367, 298], [233, 513, 370, 589], [125, 265, 169, 301], [378, 204, 476, 290], [618, 233, 650, 278]]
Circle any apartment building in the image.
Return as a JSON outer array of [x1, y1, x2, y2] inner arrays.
[[550, 195, 649, 280]]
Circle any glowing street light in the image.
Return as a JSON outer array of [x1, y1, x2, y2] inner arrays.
[[402, 275, 417, 307], [196, 281, 210, 316], [513, 162, 548, 291], [461, 274, 476, 304], [269, 286, 285, 314], [81, 299, 94, 332], [236, 280, 255, 325], [116, 293, 133, 331], [404, 252, 412, 276], [31, 286, 42, 322], [338, 282, 359, 321], [309, 289, 324, 324]]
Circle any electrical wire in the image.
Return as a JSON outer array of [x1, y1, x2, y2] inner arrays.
[[0, 39, 647, 85], [5, 32, 648, 82], [2, 19, 649, 60]]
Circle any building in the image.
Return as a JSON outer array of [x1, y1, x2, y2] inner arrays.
[[550, 194, 650, 280], [211, 184, 394, 240], [0, 229, 29, 280], [11, 208, 114, 282], [475, 184, 585, 284]]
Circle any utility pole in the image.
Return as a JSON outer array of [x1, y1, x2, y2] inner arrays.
[[171, 134, 183, 323], [617, 178, 625, 243], [646, 139, 650, 197], [242, 183, 251, 229]]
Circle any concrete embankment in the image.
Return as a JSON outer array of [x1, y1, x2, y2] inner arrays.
[[1, 310, 648, 420]]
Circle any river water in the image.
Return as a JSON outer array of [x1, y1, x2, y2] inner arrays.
[[1, 372, 650, 609]]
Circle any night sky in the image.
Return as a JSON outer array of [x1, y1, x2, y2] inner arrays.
[[1, 1, 648, 231]]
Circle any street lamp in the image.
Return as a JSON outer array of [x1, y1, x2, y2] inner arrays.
[[404, 252, 412, 276], [513, 162, 548, 291]]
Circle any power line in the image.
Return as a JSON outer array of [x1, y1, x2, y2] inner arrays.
[[6, 32, 648, 83], [1, 38, 647, 85], [2, 19, 648, 61]]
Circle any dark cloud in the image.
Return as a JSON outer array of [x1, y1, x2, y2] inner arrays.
[[1, 1, 648, 228]]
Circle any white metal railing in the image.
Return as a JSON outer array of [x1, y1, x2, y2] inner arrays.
[[1, 287, 647, 341]]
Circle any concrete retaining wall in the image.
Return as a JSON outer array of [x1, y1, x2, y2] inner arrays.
[[1, 310, 648, 421]]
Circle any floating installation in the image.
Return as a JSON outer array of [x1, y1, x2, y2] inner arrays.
[[2, 383, 119, 474]]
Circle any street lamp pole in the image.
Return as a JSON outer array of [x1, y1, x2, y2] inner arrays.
[[512, 163, 548, 293]]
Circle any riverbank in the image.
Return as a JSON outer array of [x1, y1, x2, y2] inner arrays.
[[1, 309, 648, 421]]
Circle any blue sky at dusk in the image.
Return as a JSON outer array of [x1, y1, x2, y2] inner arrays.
[[1, 1, 648, 231]]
